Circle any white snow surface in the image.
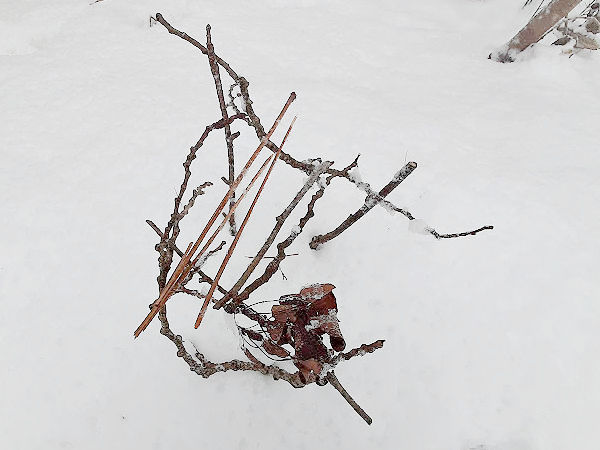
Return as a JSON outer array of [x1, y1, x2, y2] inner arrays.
[[1, 1, 599, 449]]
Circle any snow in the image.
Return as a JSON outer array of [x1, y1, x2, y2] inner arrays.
[[408, 218, 432, 235], [1, 1, 600, 449]]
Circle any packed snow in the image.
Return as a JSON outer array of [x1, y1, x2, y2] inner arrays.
[[1, 1, 599, 449]]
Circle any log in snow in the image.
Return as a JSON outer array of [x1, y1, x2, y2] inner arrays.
[[491, 0, 582, 62]]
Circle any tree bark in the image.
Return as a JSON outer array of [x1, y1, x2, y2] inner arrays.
[[491, 0, 582, 62]]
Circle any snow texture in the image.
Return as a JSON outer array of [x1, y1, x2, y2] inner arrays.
[[1, 1, 599, 449]]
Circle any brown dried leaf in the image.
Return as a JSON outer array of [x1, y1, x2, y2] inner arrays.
[[307, 292, 337, 316], [241, 328, 263, 342], [299, 283, 335, 301], [311, 320, 346, 352], [267, 322, 285, 343], [293, 322, 329, 362], [271, 304, 297, 323], [262, 339, 290, 358]]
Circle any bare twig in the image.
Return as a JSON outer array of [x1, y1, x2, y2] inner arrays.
[[310, 162, 418, 250], [326, 372, 373, 425], [181, 182, 212, 218], [141, 19, 494, 427], [428, 225, 495, 239], [195, 117, 297, 327], [154, 14, 240, 81], [206, 25, 237, 235], [146, 219, 229, 295], [216, 160, 333, 310], [158, 113, 245, 288], [228, 181, 328, 307], [135, 94, 296, 337], [333, 340, 385, 364], [153, 14, 492, 242], [135, 241, 195, 338], [190, 155, 274, 267]]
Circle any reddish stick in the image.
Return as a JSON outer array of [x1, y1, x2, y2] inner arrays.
[[134, 241, 194, 338], [134, 93, 295, 338], [134, 156, 273, 338], [194, 116, 297, 328], [157, 92, 296, 302]]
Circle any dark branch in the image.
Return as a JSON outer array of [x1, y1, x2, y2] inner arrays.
[[153, 14, 493, 243], [310, 162, 417, 249], [326, 372, 373, 425], [428, 225, 494, 239], [230, 182, 327, 306], [215, 161, 333, 309], [146, 219, 228, 295], [206, 25, 237, 236]]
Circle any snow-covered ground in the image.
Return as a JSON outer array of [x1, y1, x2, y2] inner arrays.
[[2, 1, 599, 449]]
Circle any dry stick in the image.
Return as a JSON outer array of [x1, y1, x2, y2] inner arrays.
[[216, 160, 334, 310], [195, 117, 297, 328], [206, 24, 237, 236], [333, 340, 385, 364], [155, 13, 240, 81], [135, 95, 294, 337], [340, 174, 494, 240], [162, 114, 245, 263], [228, 183, 328, 308], [153, 14, 313, 177], [136, 154, 273, 337], [191, 155, 273, 267], [492, 0, 582, 62], [154, 14, 493, 242], [429, 225, 495, 239], [326, 372, 373, 425], [310, 161, 418, 250], [146, 219, 228, 295], [141, 94, 295, 330], [180, 92, 294, 266], [134, 241, 194, 338]]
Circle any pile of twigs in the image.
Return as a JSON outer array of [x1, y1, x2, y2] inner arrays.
[[135, 14, 494, 425]]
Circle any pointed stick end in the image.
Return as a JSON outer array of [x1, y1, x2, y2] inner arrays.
[[194, 310, 206, 329]]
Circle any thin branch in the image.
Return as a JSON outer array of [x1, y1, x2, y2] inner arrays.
[[215, 160, 333, 310], [180, 181, 212, 218], [137, 93, 296, 338], [310, 162, 418, 249], [153, 14, 493, 243], [154, 14, 241, 81], [229, 181, 328, 307], [206, 25, 237, 236], [326, 372, 373, 425], [333, 340, 385, 364], [428, 225, 494, 239], [190, 155, 274, 268], [180, 240, 227, 286], [135, 241, 195, 338], [195, 118, 297, 327], [161, 113, 245, 278], [145, 220, 228, 294]]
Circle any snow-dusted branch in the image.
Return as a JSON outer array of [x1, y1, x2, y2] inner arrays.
[[140, 16, 493, 426], [206, 25, 238, 235], [225, 177, 329, 310], [310, 162, 417, 250], [492, 0, 582, 62], [215, 161, 333, 310], [153, 13, 492, 245]]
